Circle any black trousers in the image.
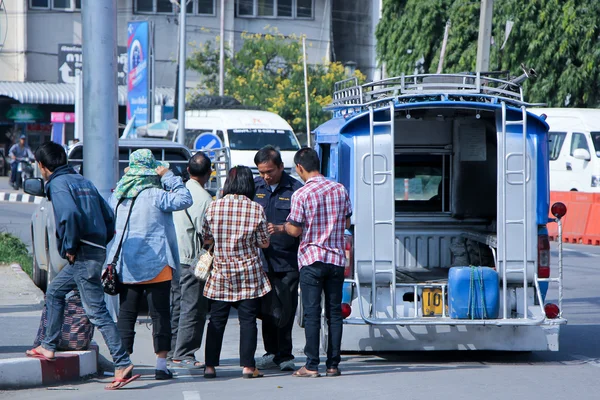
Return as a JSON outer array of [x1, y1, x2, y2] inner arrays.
[[205, 298, 260, 368], [262, 270, 299, 364], [117, 280, 172, 354], [168, 268, 181, 360]]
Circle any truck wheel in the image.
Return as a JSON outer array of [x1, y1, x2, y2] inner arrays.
[[320, 294, 329, 354], [45, 232, 56, 289], [321, 314, 329, 354], [296, 288, 305, 328]]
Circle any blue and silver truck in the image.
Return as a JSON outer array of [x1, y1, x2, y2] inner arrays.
[[311, 72, 567, 351]]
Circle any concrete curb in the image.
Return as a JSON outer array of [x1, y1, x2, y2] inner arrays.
[[9, 263, 45, 306], [0, 191, 42, 204], [0, 263, 98, 389], [0, 343, 99, 389]]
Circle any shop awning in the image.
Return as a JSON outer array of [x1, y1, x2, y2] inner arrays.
[[0, 81, 174, 106]]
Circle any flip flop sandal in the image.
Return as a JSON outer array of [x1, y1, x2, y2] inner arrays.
[[25, 349, 56, 362], [171, 359, 205, 369], [204, 371, 217, 379], [105, 373, 141, 390], [292, 367, 320, 378], [242, 369, 264, 379]]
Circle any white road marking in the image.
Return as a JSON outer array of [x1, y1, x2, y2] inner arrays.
[[183, 391, 202, 400], [572, 354, 600, 368], [560, 247, 599, 257]]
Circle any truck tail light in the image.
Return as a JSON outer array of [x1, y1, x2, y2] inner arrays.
[[545, 303, 560, 319], [344, 234, 354, 279], [538, 234, 550, 279], [341, 303, 352, 319]]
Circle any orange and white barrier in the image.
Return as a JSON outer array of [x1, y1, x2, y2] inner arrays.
[[548, 191, 600, 245]]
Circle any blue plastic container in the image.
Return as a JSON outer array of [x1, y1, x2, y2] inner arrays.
[[448, 266, 499, 319]]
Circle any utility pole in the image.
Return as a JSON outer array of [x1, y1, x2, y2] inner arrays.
[[302, 37, 311, 148], [476, 0, 494, 73], [219, 0, 225, 96], [81, 0, 118, 200], [177, 0, 187, 145], [436, 21, 451, 74], [74, 70, 83, 140]]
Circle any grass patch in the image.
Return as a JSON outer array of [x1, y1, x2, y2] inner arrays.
[[0, 232, 33, 277]]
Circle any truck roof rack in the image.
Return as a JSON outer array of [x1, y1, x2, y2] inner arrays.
[[325, 72, 543, 112]]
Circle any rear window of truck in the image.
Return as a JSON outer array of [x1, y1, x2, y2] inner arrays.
[[394, 154, 450, 212]]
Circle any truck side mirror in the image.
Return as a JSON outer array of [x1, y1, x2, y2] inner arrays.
[[573, 148, 591, 161], [24, 178, 46, 197]]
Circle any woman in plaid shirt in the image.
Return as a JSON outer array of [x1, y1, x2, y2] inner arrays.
[[202, 166, 272, 379]]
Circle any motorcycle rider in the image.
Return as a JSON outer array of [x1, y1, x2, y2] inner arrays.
[[9, 134, 34, 189]]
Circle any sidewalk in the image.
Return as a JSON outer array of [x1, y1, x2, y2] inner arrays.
[[0, 262, 308, 389], [0, 264, 98, 389]]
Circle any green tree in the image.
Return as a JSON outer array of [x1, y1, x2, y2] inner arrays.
[[376, 0, 600, 107], [186, 30, 365, 134]]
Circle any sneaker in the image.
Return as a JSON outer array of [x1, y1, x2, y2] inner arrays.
[[279, 360, 296, 372], [255, 354, 278, 370], [155, 369, 174, 380]]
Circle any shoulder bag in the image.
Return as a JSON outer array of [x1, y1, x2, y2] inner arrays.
[[185, 210, 214, 281], [101, 196, 139, 295]]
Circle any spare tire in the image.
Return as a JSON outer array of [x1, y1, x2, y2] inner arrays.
[[186, 95, 261, 110]]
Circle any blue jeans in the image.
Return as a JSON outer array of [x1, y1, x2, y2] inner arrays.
[[300, 262, 344, 371], [42, 245, 131, 369]]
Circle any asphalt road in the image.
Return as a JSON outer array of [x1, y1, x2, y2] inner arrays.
[[0, 176, 35, 250], [2, 202, 600, 399]]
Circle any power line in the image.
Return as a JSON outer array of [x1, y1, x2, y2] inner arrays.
[[185, 24, 377, 49]]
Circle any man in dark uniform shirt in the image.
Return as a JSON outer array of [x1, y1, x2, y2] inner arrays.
[[253, 145, 303, 372]]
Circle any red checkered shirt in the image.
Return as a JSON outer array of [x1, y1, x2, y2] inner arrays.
[[202, 194, 272, 301], [287, 175, 352, 268]]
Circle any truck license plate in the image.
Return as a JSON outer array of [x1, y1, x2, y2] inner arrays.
[[422, 287, 445, 316]]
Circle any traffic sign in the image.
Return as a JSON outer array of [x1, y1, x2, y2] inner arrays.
[[194, 133, 223, 150], [58, 43, 127, 85]]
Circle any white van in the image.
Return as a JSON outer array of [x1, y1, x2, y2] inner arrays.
[[184, 109, 302, 176], [530, 108, 600, 192]]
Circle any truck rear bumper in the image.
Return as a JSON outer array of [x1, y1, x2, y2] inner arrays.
[[339, 323, 561, 351]]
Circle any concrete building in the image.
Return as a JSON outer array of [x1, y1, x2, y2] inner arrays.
[[0, 0, 379, 151], [332, 0, 381, 81]]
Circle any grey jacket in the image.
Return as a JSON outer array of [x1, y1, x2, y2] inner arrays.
[[173, 179, 213, 266]]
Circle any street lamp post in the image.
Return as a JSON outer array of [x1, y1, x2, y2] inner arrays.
[[177, 0, 187, 145], [219, 0, 225, 96], [476, 0, 494, 73]]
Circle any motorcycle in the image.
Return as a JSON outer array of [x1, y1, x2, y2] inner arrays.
[[13, 158, 34, 190]]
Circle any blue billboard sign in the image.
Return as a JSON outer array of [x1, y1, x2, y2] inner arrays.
[[127, 21, 150, 128]]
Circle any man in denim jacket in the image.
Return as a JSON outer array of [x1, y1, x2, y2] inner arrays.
[[25, 142, 138, 390]]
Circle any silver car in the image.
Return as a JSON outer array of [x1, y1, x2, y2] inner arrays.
[[30, 139, 192, 291]]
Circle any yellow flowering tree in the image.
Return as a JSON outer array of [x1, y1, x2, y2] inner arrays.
[[187, 31, 365, 134]]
